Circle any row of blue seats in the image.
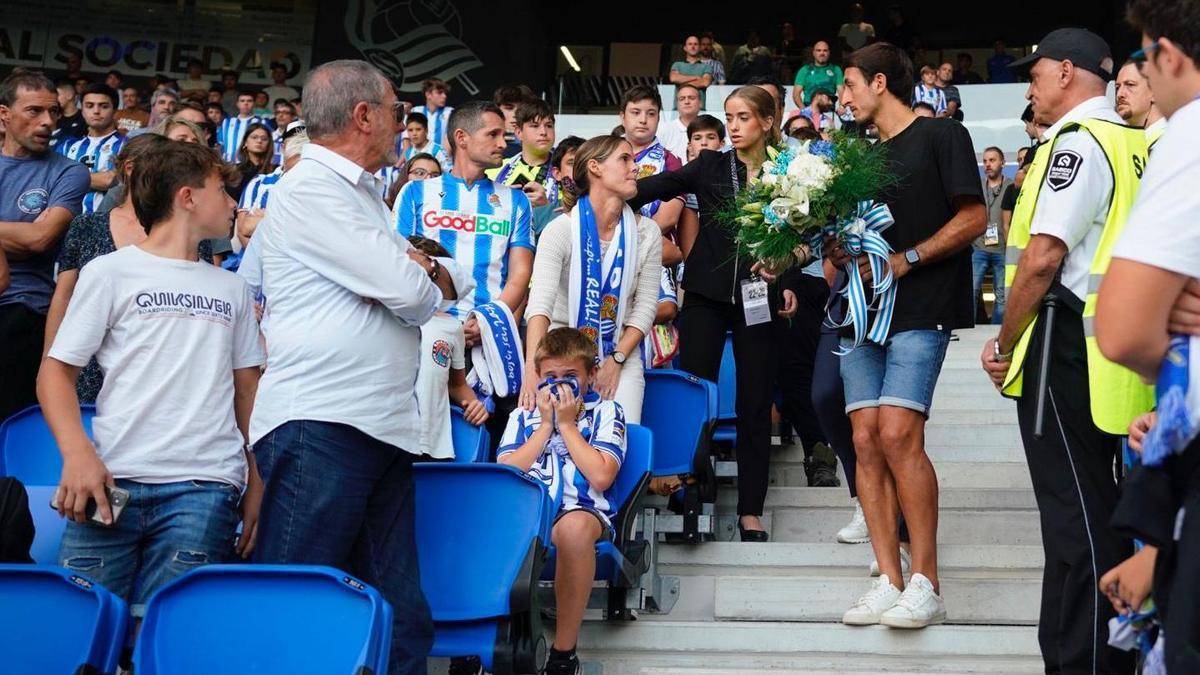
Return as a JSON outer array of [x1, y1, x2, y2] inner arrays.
[[0, 369, 723, 674], [1, 563, 393, 674]]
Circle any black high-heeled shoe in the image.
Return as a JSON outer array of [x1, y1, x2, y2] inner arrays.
[[738, 522, 769, 542]]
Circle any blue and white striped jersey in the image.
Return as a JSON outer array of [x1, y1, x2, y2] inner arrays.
[[912, 85, 948, 115], [411, 105, 454, 147], [57, 130, 125, 214], [499, 392, 627, 525], [217, 115, 265, 163], [403, 140, 450, 169], [238, 169, 283, 211], [374, 166, 402, 201], [393, 173, 534, 319]]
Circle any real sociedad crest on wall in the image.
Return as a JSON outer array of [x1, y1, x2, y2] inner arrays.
[[345, 0, 483, 95]]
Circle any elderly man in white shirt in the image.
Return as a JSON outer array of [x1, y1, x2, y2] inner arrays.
[[246, 59, 457, 675]]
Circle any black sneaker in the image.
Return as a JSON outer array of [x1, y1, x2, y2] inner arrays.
[[448, 656, 483, 675], [543, 655, 582, 675], [805, 443, 842, 488]]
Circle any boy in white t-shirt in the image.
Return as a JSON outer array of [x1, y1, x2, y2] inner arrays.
[[409, 237, 488, 459], [39, 141, 266, 605]]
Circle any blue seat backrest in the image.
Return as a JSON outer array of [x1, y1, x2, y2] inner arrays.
[[450, 406, 489, 463], [607, 424, 652, 513], [641, 371, 714, 477], [24, 485, 67, 564], [414, 463, 547, 621], [133, 565, 390, 675], [0, 404, 96, 483], [717, 334, 736, 420], [0, 564, 128, 675]]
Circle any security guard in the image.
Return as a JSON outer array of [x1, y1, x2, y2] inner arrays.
[[981, 29, 1152, 675]]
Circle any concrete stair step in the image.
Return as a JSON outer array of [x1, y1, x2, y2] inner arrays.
[[713, 487, 1036, 511], [658, 542, 1044, 576], [763, 460, 1032, 490], [713, 575, 1038, 624], [577, 621, 1041, 659], [576, 653, 1044, 674], [764, 508, 1042, 546]]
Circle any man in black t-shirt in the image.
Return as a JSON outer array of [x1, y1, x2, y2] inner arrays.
[[829, 42, 986, 630]]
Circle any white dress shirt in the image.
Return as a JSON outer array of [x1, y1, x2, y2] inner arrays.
[[247, 143, 445, 451]]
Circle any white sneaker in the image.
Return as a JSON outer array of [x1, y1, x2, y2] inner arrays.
[[870, 546, 912, 577], [842, 574, 902, 626], [880, 573, 946, 629], [836, 498, 870, 544]]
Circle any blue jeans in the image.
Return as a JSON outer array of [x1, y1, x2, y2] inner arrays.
[[972, 248, 1006, 325], [58, 479, 240, 606], [252, 420, 433, 675], [840, 329, 952, 416]]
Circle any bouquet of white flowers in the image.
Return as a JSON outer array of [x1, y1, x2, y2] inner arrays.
[[721, 132, 900, 352]]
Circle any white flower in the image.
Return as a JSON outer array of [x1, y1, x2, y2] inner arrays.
[[762, 172, 780, 186], [786, 153, 834, 191], [844, 217, 867, 237], [785, 185, 811, 215]]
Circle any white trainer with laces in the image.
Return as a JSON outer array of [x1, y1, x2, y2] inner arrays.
[[836, 497, 870, 544], [870, 546, 912, 576], [880, 573, 946, 628], [841, 574, 902, 626]]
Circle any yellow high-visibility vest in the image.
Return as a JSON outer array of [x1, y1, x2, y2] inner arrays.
[[1001, 118, 1154, 434]]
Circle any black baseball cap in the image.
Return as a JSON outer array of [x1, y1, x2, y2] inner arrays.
[[1010, 28, 1115, 81]]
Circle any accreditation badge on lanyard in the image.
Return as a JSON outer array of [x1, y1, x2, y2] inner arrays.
[[741, 277, 771, 326]]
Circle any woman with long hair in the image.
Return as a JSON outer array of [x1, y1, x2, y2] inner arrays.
[[232, 123, 276, 201], [631, 85, 784, 541], [42, 134, 216, 402], [519, 135, 663, 423]]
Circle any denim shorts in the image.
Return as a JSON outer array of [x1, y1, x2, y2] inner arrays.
[[839, 329, 952, 416]]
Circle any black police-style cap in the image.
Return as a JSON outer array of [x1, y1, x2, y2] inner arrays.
[[1010, 28, 1115, 81]]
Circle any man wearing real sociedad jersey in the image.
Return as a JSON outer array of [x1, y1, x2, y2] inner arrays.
[[217, 93, 264, 163], [411, 78, 454, 151], [393, 100, 534, 450], [57, 83, 124, 214], [393, 100, 533, 328]]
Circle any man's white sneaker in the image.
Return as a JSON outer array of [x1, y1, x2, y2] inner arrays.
[[836, 498, 870, 544], [869, 546, 912, 577], [841, 574, 902, 626], [880, 573, 946, 629]]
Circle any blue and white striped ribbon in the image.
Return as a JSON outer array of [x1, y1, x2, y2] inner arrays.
[[815, 201, 896, 355]]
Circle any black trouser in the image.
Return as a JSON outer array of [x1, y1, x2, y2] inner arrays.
[[0, 304, 46, 422], [677, 291, 778, 517], [776, 275, 828, 454], [813, 328, 857, 498], [1015, 306, 1133, 675]]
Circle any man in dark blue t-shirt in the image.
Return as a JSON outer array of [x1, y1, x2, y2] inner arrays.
[[0, 70, 90, 420]]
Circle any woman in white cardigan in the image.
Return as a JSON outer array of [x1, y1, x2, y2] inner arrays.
[[520, 135, 663, 423]]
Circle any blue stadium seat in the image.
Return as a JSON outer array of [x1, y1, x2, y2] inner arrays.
[[415, 463, 549, 674], [714, 334, 737, 444], [0, 404, 96, 483], [24, 484, 67, 564], [450, 405, 490, 463], [133, 565, 392, 675], [0, 564, 129, 675], [642, 370, 717, 477], [641, 371, 719, 542], [541, 424, 654, 620]]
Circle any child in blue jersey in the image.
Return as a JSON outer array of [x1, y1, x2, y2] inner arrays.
[[498, 327, 626, 675]]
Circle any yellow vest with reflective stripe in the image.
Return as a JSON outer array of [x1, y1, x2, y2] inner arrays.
[[1001, 118, 1154, 435]]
